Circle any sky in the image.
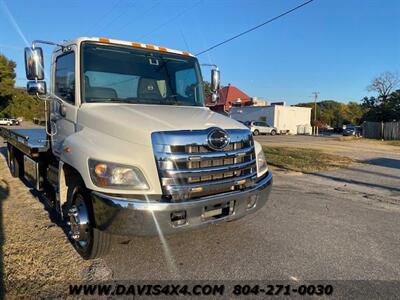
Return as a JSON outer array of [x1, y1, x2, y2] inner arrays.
[[0, 0, 399, 104]]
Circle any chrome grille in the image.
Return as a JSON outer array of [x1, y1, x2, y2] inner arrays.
[[152, 128, 257, 201]]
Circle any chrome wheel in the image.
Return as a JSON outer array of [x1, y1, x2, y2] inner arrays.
[[68, 194, 90, 248]]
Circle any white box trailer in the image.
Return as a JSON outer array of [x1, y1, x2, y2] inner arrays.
[[230, 105, 312, 135]]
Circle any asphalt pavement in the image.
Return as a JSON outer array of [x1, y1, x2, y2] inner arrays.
[[102, 136, 400, 281]]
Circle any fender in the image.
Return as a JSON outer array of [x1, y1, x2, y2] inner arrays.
[[58, 126, 162, 195]]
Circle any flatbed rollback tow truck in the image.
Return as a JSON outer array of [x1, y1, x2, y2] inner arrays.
[[0, 37, 273, 259]]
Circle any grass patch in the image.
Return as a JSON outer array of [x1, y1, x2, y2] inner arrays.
[[386, 140, 400, 146], [335, 136, 400, 147], [334, 136, 359, 142], [264, 146, 354, 173]]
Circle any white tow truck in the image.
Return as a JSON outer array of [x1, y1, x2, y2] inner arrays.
[[0, 37, 273, 259]]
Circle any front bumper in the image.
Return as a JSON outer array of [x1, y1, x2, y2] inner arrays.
[[91, 171, 273, 236]]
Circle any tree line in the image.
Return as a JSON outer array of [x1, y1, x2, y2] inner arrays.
[[297, 71, 399, 128], [0, 54, 44, 120]]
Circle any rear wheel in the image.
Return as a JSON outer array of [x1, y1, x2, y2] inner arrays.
[[253, 129, 259, 136], [270, 130, 277, 136], [64, 176, 111, 259]]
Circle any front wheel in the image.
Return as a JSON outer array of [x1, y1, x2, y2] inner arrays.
[[253, 129, 259, 136], [64, 177, 111, 259], [270, 130, 277, 136]]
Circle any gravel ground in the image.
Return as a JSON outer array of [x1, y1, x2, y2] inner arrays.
[[0, 144, 113, 298], [255, 134, 400, 160]]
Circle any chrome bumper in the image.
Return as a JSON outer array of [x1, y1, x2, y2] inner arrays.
[[91, 171, 273, 236]]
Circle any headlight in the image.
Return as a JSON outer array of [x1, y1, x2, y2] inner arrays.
[[256, 148, 268, 176], [89, 159, 149, 190]]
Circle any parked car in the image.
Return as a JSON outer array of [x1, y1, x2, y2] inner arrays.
[[9, 118, 20, 125], [246, 121, 277, 136], [343, 125, 362, 137], [0, 118, 13, 126]]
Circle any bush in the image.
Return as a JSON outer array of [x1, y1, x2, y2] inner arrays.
[[0, 88, 44, 120]]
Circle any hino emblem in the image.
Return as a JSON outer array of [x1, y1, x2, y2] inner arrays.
[[207, 128, 230, 150]]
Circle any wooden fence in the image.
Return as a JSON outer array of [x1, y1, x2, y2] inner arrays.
[[362, 121, 400, 140]]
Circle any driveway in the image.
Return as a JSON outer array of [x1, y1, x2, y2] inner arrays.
[[1, 131, 399, 297], [102, 175, 400, 281], [102, 136, 400, 281]]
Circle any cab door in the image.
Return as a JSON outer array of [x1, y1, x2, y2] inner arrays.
[[50, 49, 78, 157]]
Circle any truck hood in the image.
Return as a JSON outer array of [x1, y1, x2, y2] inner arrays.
[[77, 103, 248, 146]]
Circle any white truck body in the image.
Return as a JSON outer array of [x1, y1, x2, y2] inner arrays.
[[1, 37, 273, 259]]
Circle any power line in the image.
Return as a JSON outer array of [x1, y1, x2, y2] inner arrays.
[[84, 0, 123, 35], [112, 1, 161, 35], [100, 0, 138, 36], [195, 0, 315, 56], [139, 0, 202, 40], [312, 91, 320, 135]]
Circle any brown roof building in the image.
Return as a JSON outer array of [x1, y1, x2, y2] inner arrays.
[[206, 84, 252, 113]]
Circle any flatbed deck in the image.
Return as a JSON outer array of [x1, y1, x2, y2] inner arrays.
[[0, 127, 49, 157]]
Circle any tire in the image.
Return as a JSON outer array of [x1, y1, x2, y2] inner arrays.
[[7, 122, 11, 126], [64, 176, 111, 259], [270, 130, 277, 136], [8, 145, 22, 178], [253, 129, 259, 136]]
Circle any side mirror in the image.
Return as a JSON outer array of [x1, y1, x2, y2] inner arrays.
[[27, 81, 47, 95], [211, 93, 219, 103], [210, 69, 220, 104], [24, 47, 44, 80], [211, 69, 220, 92]]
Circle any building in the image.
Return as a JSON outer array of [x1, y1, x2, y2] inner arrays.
[[251, 97, 270, 106], [206, 84, 252, 113], [230, 105, 312, 135]]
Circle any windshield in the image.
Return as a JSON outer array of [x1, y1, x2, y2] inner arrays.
[[81, 42, 204, 106]]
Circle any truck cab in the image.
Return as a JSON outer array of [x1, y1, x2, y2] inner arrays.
[[3, 37, 272, 259]]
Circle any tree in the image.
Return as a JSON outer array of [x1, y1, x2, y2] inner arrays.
[[0, 54, 16, 92], [203, 81, 212, 99], [367, 71, 400, 100], [344, 101, 367, 125], [296, 100, 366, 128], [0, 53, 44, 119], [0, 54, 17, 112], [1, 88, 44, 119], [362, 71, 400, 122]]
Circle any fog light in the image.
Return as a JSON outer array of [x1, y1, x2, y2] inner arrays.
[[171, 210, 187, 226], [247, 195, 258, 209]]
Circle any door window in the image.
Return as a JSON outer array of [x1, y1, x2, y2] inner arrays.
[[54, 52, 75, 104]]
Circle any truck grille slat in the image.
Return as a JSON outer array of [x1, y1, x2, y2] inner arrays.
[[152, 128, 257, 201], [162, 158, 256, 177], [156, 145, 255, 162]]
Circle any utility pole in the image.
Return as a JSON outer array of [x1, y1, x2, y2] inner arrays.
[[312, 92, 319, 135]]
